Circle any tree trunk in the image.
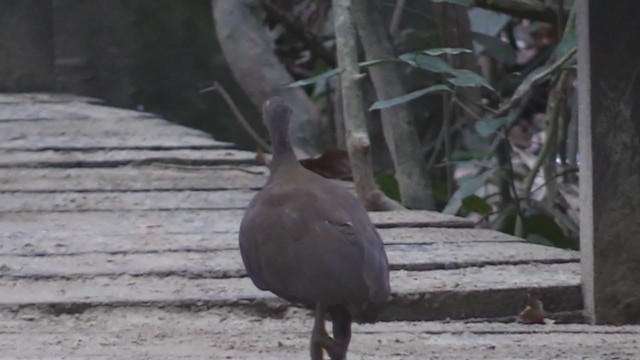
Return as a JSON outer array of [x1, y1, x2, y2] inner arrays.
[[212, 0, 325, 156], [333, 0, 402, 211], [430, 1, 480, 104], [352, 0, 435, 210]]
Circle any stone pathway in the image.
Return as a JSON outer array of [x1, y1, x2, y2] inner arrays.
[[0, 93, 636, 359]]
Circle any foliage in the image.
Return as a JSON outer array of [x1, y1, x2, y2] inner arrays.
[[281, 0, 579, 249]]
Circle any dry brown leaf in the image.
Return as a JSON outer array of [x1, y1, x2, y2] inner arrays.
[[518, 293, 546, 325], [255, 147, 269, 166], [299, 149, 352, 180]]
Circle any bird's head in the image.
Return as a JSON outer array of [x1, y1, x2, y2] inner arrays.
[[262, 96, 292, 136]]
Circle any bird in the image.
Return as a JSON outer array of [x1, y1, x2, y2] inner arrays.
[[239, 96, 391, 360]]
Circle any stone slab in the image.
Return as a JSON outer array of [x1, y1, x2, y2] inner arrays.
[[0, 149, 257, 168], [0, 101, 155, 121], [0, 165, 269, 192], [0, 117, 231, 150], [0, 209, 474, 238], [371, 210, 473, 228], [0, 93, 101, 104], [0, 242, 578, 279], [1, 307, 638, 359], [0, 228, 523, 256], [0, 263, 581, 321], [0, 189, 257, 212]]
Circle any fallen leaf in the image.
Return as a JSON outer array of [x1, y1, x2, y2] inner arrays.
[[300, 149, 352, 180], [518, 293, 546, 324], [255, 147, 269, 166]]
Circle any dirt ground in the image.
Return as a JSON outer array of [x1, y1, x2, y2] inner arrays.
[[1, 306, 639, 360]]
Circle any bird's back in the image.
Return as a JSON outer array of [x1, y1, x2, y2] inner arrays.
[[239, 166, 390, 315]]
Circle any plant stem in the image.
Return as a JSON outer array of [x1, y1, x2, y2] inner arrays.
[[333, 0, 403, 211], [201, 82, 272, 153]]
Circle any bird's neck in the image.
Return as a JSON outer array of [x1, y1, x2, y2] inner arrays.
[[269, 130, 298, 174]]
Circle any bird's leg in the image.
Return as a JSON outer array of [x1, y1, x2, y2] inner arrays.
[[310, 304, 341, 360], [330, 306, 352, 360]]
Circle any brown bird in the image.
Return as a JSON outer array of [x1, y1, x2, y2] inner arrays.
[[239, 97, 391, 360]]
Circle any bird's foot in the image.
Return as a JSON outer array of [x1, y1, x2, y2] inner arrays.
[[310, 329, 343, 360]]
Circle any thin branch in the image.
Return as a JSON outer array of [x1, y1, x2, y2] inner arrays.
[[495, 47, 576, 116], [473, 0, 563, 24], [443, 92, 454, 196], [201, 82, 272, 153], [389, 0, 406, 35], [502, 137, 524, 238], [453, 96, 482, 121], [521, 71, 569, 204], [528, 166, 578, 196], [261, 0, 337, 67]]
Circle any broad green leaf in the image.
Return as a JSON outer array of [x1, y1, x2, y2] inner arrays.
[[443, 171, 493, 215], [422, 47, 472, 56], [472, 32, 517, 65], [469, 8, 510, 38], [360, 58, 403, 67], [489, 202, 518, 234], [431, 0, 472, 6], [286, 68, 341, 88], [526, 21, 546, 34], [523, 213, 576, 249], [287, 59, 402, 88], [461, 195, 492, 215], [462, 127, 491, 154], [403, 54, 493, 91], [510, 64, 552, 100], [451, 150, 496, 161], [413, 55, 456, 73], [447, 69, 494, 91], [375, 173, 401, 202], [526, 234, 555, 247], [475, 116, 509, 137], [554, 34, 577, 59], [398, 53, 418, 66], [369, 84, 452, 110]]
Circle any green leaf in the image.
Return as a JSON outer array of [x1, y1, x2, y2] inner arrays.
[[375, 173, 401, 202], [286, 68, 341, 88], [443, 171, 493, 215], [360, 58, 403, 68], [369, 84, 452, 110], [431, 0, 473, 6], [523, 213, 576, 249], [461, 195, 492, 215], [431, 181, 450, 202], [554, 34, 577, 59], [526, 234, 555, 247], [403, 54, 493, 91], [447, 69, 494, 90], [472, 31, 517, 65], [398, 52, 418, 66], [475, 116, 509, 137], [510, 64, 552, 100], [421, 47, 472, 56], [412, 55, 456, 73], [489, 202, 518, 234], [286, 58, 402, 88], [469, 8, 510, 37], [451, 150, 496, 161]]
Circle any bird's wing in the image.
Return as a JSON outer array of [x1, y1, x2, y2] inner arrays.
[[239, 185, 386, 305]]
